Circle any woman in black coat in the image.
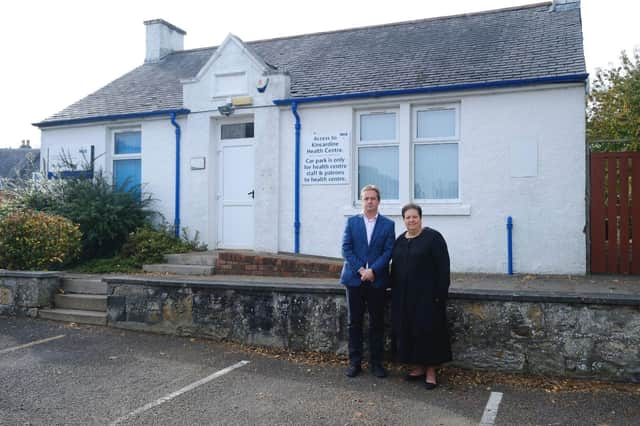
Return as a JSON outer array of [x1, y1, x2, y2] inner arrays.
[[391, 203, 451, 389]]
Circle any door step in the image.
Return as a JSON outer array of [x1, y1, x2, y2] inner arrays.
[[164, 251, 217, 266], [62, 277, 107, 295], [142, 264, 215, 275], [39, 308, 107, 326], [54, 293, 107, 311], [38, 275, 108, 326]]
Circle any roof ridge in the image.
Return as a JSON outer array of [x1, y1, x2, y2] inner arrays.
[[167, 45, 217, 56], [162, 2, 552, 57], [244, 2, 552, 45], [165, 2, 552, 59]]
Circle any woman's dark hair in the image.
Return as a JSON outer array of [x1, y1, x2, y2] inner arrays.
[[401, 203, 422, 218]]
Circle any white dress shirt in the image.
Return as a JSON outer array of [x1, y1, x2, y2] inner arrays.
[[363, 214, 378, 245]]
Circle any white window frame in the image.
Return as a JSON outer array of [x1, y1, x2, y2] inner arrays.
[[213, 72, 248, 97], [411, 104, 461, 203], [111, 128, 142, 187], [354, 109, 400, 202]]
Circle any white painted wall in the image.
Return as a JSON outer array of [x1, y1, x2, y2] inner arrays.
[[139, 119, 178, 227], [40, 125, 109, 173], [277, 84, 586, 274]]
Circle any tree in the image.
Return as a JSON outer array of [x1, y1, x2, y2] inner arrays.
[[587, 49, 640, 152]]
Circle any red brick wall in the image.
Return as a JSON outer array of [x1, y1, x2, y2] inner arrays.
[[216, 252, 342, 279]]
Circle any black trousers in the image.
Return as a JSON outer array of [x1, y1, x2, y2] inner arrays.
[[345, 284, 385, 366]]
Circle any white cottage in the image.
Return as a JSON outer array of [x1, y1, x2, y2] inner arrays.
[[35, 1, 587, 274]]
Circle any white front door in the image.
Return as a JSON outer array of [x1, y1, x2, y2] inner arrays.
[[218, 122, 255, 249]]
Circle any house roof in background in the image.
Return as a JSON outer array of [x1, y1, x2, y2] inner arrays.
[[0, 149, 40, 179], [37, 2, 585, 126]]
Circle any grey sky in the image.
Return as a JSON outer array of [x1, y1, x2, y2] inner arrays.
[[1, 0, 637, 149]]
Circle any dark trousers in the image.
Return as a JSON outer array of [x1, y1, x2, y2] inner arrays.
[[346, 284, 385, 367]]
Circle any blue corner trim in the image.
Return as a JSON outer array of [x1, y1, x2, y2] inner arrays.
[[33, 109, 191, 128], [273, 74, 589, 105], [170, 112, 182, 238], [291, 101, 301, 254]]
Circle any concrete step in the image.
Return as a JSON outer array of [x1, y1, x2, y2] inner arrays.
[[165, 251, 217, 266], [142, 264, 215, 275], [54, 293, 107, 312], [62, 278, 107, 295], [39, 308, 107, 326]]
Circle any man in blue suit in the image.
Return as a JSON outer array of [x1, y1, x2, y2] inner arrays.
[[341, 184, 395, 378]]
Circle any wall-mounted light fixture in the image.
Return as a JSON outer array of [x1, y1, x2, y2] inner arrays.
[[218, 103, 235, 116]]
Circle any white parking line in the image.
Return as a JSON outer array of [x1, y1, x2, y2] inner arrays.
[[0, 335, 65, 355], [479, 391, 503, 426], [109, 360, 250, 425]]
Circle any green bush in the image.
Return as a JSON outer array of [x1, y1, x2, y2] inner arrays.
[[3, 172, 155, 259], [0, 210, 81, 270], [119, 224, 203, 266]]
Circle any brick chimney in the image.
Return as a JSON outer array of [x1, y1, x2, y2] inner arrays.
[[144, 19, 186, 63]]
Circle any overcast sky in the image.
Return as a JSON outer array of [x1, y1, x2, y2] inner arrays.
[[1, 0, 637, 149]]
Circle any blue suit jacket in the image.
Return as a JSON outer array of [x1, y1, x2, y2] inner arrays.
[[340, 214, 395, 288]]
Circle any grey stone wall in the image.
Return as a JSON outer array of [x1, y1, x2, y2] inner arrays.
[[107, 279, 349, 354], [0, 271, 60, 317], [448, 301, 640, 382], [106, 277, 640, 383]]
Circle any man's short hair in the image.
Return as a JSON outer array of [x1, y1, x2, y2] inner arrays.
[[360, 184, 381, 201]]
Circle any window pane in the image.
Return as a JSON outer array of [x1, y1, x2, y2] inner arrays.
[[360, 113, 396, 142], [417, 109, 456, 139], [114, 159, 141, 193], [114, 132, 141, 154], [358, 146, 399, 199], [414, 144, 458, 199], [221, 123, 254, 139]]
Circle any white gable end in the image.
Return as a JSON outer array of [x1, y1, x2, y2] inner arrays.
[[194, 33, 271, 82], [182, 34, 285, 112]]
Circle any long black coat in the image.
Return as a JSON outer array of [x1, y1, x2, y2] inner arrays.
[[391, 227, 452, 365]]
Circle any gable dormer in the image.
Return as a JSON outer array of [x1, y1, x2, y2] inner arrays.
[[181, 34, 289, 112]]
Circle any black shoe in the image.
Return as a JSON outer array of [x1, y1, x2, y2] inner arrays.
[[424, 381, 438, 390], [345, 364, 362, 377], [371, 364, 387, 378]]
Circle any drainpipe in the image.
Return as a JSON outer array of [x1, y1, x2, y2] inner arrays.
[[507, 216, 513, 275], [291, 101, 301, 253], [170, 112, 181, 238]]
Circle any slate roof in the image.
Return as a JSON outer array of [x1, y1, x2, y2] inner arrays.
[[37, 2, 585, 125], [0, 149, 40, 180]]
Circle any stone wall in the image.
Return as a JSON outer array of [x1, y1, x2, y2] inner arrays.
[[449, 300, 640, 382], [105, 276, 640, 383], [107, 278, 347, 353], [0, 271, 60, 317]]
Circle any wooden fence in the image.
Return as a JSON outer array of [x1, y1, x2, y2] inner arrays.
[[590, 152, 640, 274]]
